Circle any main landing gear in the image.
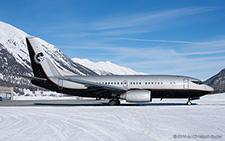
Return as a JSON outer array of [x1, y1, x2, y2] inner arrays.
[[109, 99, 120, 106]]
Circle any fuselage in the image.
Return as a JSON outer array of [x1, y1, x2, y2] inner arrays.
[[33, 74, 213, 99]]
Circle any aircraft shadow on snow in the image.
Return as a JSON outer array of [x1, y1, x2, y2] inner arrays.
[[33, 101, 197, 106]]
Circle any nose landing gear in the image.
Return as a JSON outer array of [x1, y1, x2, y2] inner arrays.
[[186, 97, 199, 105], [186, 98, 192, 105], [186, 101, 192, 105]]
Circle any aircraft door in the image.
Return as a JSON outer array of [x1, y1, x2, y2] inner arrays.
[[58, 79, 63, 90], [123, 80, 128, 88], [183, 79, 189, 89]]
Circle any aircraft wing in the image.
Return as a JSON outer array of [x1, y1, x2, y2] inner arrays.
[[63, 76, 127, 93]]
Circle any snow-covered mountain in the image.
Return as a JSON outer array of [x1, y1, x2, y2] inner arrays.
[[0, 21, 143, 94], [204, 69, 225, 93], [0, 22, 96, 93], [72, 58, 144, 75], [0, 22, 97, 76]]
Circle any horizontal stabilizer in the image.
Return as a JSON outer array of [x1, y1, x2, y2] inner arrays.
[[12, 73, 47, 81]]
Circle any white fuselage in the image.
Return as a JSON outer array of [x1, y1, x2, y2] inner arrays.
[[57, 75, 213, 93]]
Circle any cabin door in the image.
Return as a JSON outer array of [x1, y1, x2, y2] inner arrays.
[[183, 79, 189, 89], [58, 79, 63, 90]]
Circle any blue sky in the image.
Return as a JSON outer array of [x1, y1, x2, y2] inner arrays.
[[1, 0, 225, 80]]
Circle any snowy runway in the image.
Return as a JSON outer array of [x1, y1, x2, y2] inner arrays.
[[0, 94, 225, 141]]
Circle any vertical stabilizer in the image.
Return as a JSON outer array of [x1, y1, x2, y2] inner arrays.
[[26, 37, 62, 80]]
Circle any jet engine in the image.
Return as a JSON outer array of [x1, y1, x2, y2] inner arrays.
[[120, 90, 151, 102]]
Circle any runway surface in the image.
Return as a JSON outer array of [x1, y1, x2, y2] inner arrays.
[[1, 94, 225, 107], [0, 93, 225, 141]]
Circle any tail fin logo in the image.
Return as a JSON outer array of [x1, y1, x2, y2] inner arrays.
[[34, 52, 45, 64]]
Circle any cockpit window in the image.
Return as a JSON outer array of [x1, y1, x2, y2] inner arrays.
[[192, 80, 203, 85]]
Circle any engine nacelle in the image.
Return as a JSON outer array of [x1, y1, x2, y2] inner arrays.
[[120, 90, 151, 102]]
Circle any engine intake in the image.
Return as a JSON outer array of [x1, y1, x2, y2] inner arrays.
[[120, 90, 151, 102]]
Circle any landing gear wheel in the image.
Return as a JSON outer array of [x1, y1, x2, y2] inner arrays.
[[96, 97, 101, 100], [115, 99, 120, 105], [186, 101, 192, 105], [187, 98, 192, 105], [109, 99, 120, 106]]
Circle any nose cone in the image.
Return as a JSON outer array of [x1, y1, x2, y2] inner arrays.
[[206, 85, 214, 92]]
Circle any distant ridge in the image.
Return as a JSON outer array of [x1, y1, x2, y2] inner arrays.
[[204, 69, 225, 93], [72, 58, 144, 75]]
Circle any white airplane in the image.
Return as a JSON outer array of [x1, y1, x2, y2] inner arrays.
[[20, 36, 214, 106]]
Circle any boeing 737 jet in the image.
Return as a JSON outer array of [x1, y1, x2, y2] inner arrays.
[[19, 36, 214, 106]]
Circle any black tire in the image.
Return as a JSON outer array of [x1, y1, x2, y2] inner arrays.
[[96, 97, 101, 100], [115, 99, 120, 105], [109, 99, 120, 106], [186, 101, 192, 105]]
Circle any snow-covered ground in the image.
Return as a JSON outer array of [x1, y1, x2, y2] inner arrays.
[[13, 95, 79, 100], [0, 93, 225, 141], [13, 89, 79, 100]]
